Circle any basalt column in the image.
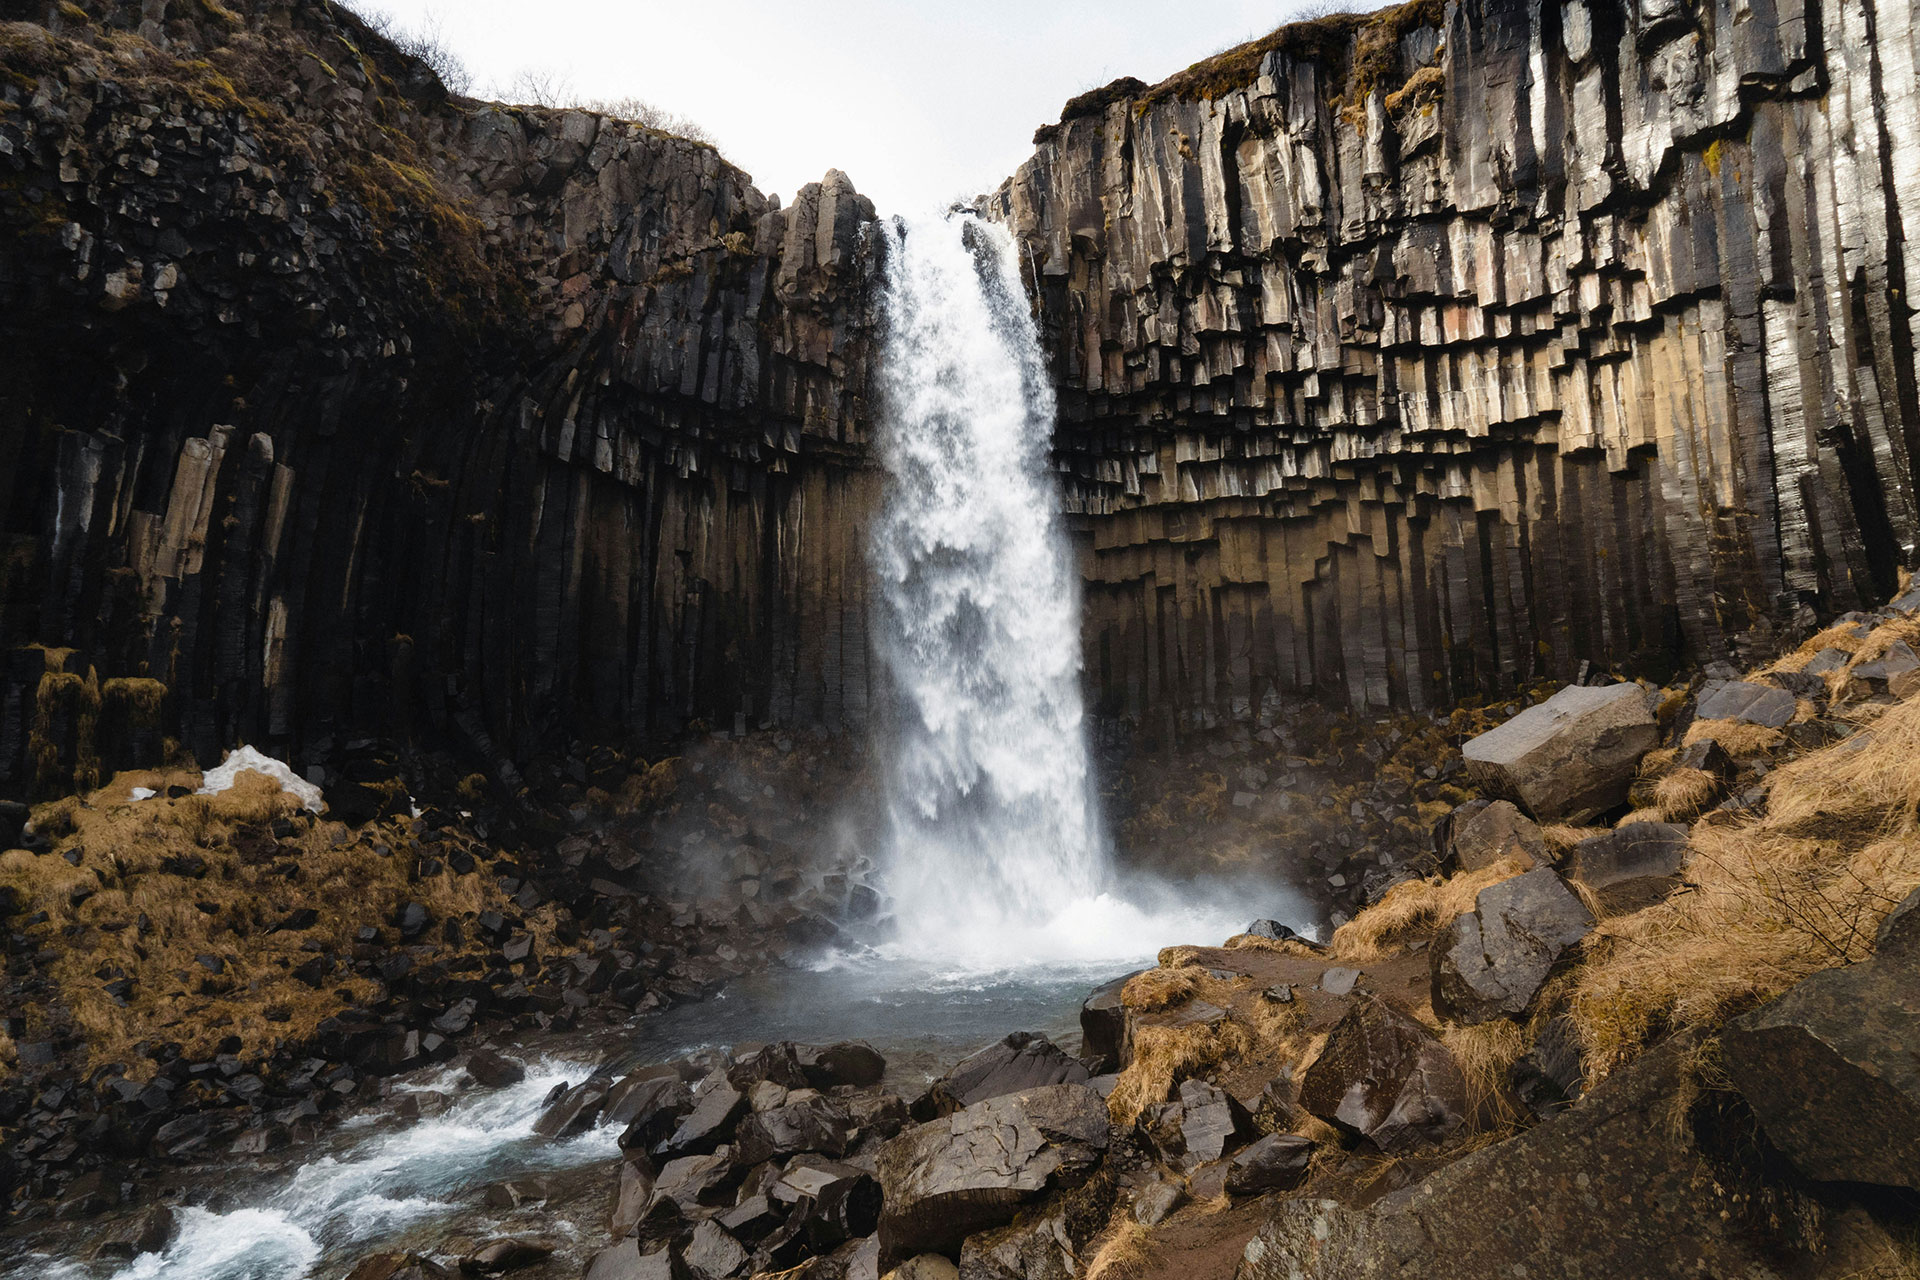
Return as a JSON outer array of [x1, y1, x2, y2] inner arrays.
[[994, 0, 1920, 725]]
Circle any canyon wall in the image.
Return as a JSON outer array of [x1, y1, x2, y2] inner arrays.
[[994, 0, 1920, 724], [0, 0, 880, 797]]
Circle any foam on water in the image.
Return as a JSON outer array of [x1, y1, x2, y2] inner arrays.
[[8, 1054, 614, 1280]]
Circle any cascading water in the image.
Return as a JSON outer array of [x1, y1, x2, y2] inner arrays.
[[870, 213, 1112, 962]]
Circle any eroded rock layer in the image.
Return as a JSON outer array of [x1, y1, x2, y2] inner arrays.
[[993, 0, 1920, 721], [0, 0, 880, 795]]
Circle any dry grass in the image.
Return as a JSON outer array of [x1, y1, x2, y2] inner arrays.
[[1122, 967, 1202, 1012], [1763, 622, 1871, 674], [1108, 1020, 1254, 1127], [1540, 823, 1609, 857], [1438, 1020, 1528, 1129], [1568, 695, 1920, 1086], [1221, 934, 1323, 957], [1083, 1217, 1157, 1280], [0, 769, 553, 1076], [1651, 767, 1721, 820], [1327, 856, 1531, 961], [1684, 718, 1785, 757]]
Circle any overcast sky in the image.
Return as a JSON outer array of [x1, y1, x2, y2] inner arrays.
[[352, 0, 1354, 215]]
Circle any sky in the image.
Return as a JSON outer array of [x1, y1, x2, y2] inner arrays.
[[350, 0, 1348, 216]]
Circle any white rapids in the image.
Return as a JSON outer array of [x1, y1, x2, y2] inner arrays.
[[8, 1055, 616, 1280]]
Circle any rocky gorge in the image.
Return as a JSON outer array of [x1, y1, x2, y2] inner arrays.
[[3, 0, 1920, 1277]]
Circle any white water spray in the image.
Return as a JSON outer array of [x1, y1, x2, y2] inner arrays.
[[871, 213, 1114, 962]]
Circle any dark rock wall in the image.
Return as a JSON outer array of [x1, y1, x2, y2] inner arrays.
[[0, 0, 880, 796], [992, 0, 1920, 724]]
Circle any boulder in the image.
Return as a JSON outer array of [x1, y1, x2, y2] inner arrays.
[[1450, 800, 1548, 871], [91, 1204, 174, 1260], [919, 1033, 1090, 1118], [1318, 967, 1361, 996], [1241, 920, 1320, 948], [1847, 641, 1920, 699], [683, 1221, 749, 1280], [798, 1041, 887, 1089], [1079, 974, 1140, 1074], [531, 1075, 610, 1138], [615, 1076, 695, 1151], [728, 1043, 811, 1091], [887, 1256, 959, 1280], [1720, 895, 1920, 1191], [1237, 1038, 1820, 1279], [1694, 680, 1798, 728], [346, 1255, 454, 1280], [610, 1155, 657, 1237], [585, 1242, 694, 1280], [463, 1049, 525, 1089], [875, 1084, 1110, 1261], [459, 1238, 554, 1275], [1430, 868, 1593, 1024], [957, 1210, 1077, 1280], [731, 1094, 855, 1166], [775, 1160, 882, 1250], [1563, 823, 1689, 889], [651, 1152, 737, 1210], [657, 1078, 746, 1157], [717, 1195, 786, 1244], [1671, 738, 1735, 781], [1140, 1078, 1250, 1170], [1224, 1133, 1313, 1196], [1130, 1177, 1187, 1226], [1461, 684, 1657, 821], [1802, 647, 1851, 676], [1296, 997, 1468, 1153]]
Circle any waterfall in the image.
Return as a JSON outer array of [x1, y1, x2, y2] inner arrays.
[[871, 212, 1107, 959]]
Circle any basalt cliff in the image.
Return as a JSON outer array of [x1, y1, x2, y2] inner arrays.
[[5, 0, 1920, 790]]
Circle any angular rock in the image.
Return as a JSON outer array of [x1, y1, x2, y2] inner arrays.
[[777, 1160, 883, 1251], [1564, 823, 1689, 890], [1130, 1177, 1187, 1226], [657, 1079, 746, 1157], [875, 1084, 1110, 1260], [1461, 685, 1657, 821], [1296, 997, 1467, 1153], [615, 1075, 696, 1151], [1449, 800, 1549, 872], [920, 1033, 1090, 1118], [1238, 1039, 1816, 1279], [1430, 868, 1593, 1024], [1694, 680, 1798, 728], [1224, 1133, 1313, 1196], [1671, 738, 1735, 782], [683, 1221, 749, 1280], [728, 1043, 811, 1091], [532, 1075, 610, 1138], [1847, 642, 1920, 700], [651, 1152, 737, 1211], [585, 1242, 694, 1280], [887, 1256, 959, 1280], [611, 1155, 658, 1238], [346, 1255, 454, 1280], [957, 1210, 1077, 1280], [459, 1238, 554, 1275], [1720, 899, 1920, 1191], [1141, 1078, 1250, 1170], [798, 1042, 887, 1089], [1079, 974, 1140, 1074], [731, 1094, 855, 1166]]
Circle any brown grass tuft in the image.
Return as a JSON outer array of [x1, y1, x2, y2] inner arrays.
[[1540, 823, 1608, 856], [1328, 856, 1531, 962], [1083, 1217, 1158, 1280], [1439, 1020, 1528, 1129], [1121, 966, 1202, 1012], [1651, 767, 1720, 821], [1684, 718, 1785, 757], [1107, 1019, 1252, 1127], [1221, 934, 1324, 957], [1568, 696, 1920, 1086]]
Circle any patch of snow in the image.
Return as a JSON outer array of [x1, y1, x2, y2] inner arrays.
[[197, 746, 325, 813], [129, 786, 157, 801]]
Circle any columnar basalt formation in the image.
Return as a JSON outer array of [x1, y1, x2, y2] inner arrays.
[[993, 0, 1920, 722], [0, 0, 880, 796]]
